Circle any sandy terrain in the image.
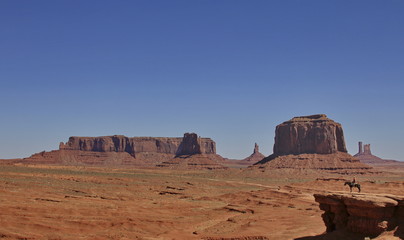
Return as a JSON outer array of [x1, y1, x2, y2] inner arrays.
[[0, 163, 403, 240]]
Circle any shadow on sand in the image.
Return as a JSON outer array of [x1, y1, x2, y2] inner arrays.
[[394, 224, 404, 239], [296, 226, 404, 240], [294, 230, 369, 240]]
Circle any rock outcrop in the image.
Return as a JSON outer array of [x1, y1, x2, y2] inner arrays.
[[240, 143, 266, 165], [23, 133, 223, 167], [273, 114, 347, 155], [253, 114, 373, 174], [156, 133, 226, 170], [314, 192, 404, 237], [175, 133, 216, 156]]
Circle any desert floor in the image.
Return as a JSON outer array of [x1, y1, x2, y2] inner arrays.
[[0, 163, 403, 240]]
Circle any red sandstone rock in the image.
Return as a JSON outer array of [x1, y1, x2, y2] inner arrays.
[[60, 135, 136, 155], [354, 141, 404, 166], [22, 150, 147, 166], [253, 152, 372, 174], [240, 143, 265, 164], [157, 133, 226, 169], [314, 192, 404, 237], [23, 133, 220, 167], [253, 114, 373, 174], [60, 134, 216, 156], [131, 137, 182, 155], [273, 114, 347, 155], [176, 133, 202, 156]]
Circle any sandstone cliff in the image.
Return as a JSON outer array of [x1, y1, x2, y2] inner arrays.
[[156, 133, 226, 169], [59, 134, 216, 156], [175, 133, 216, 156], [253, 114, 372, 174], [314, 192, 404, 237]]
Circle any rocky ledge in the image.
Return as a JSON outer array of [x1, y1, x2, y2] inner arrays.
[[314, 192, 404, 237]]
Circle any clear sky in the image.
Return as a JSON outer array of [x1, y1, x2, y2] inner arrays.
[[1, 1, 403, 161]]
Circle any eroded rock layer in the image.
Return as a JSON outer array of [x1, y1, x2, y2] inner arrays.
[[254, 152, 372, 174], [156, 154, 227, 170], [314, 192, 404, 237], [24, 150, 147, 166]]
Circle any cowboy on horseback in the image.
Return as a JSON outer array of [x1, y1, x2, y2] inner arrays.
[[344, 177, 361, 193]]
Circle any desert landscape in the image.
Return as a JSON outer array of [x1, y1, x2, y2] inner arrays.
[[1, 114, 403, 240], [2, 1, 403, 239]]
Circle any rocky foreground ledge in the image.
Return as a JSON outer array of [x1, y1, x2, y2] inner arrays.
[[314, 192, 404, 237]]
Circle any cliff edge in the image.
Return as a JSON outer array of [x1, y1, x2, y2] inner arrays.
[[314, 192, 404, 238]]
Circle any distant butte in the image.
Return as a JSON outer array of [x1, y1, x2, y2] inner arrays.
[[156, 133, 227, 170], [21, 133, 226, 169], [354, 141, 403, 166], [272, 114, 347, 155], [251, 114, 373, 174], [239, 143, 265, 164]]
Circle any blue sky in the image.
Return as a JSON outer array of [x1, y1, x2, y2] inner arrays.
[[1, 1, 403, 160]]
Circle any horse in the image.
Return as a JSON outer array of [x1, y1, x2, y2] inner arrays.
[[344, 181, 361, 193]]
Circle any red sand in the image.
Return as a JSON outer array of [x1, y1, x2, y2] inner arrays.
[[0, 163, 403, 240]]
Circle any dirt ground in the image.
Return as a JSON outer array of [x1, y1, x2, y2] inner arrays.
[[0, 163, 403, 240]]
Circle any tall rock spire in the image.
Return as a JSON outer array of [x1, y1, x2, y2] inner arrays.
[[254, 143, 259, 154], [240, 143, 265, 164], [358, 142, 363, 154]]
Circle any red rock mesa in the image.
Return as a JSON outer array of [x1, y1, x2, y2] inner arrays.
[[253, 114, 372, 174], [23, 133, 224, 168]]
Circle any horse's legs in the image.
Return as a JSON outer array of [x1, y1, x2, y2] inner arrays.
[[350, 187, 352, 192]]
